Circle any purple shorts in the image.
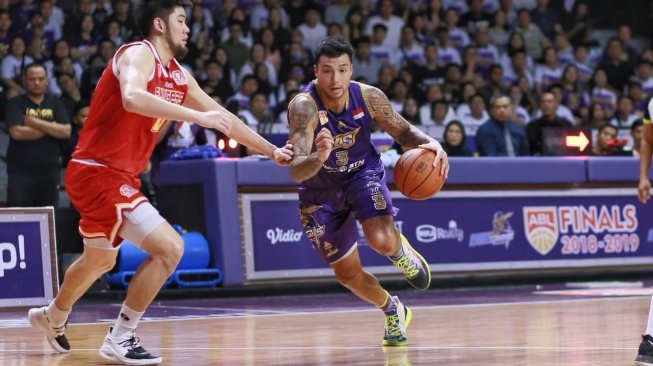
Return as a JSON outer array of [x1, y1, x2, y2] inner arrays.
[[298, 169, 397, 264]]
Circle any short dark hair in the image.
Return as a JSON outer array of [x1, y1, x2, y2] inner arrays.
[[135, 0, 192, 38], [24, 62, 47, 76], [314, 36, 353, 64], [632, 118, 644, 131]]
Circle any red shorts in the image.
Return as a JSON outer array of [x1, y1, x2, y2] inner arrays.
[[65, 160, 148, 247]]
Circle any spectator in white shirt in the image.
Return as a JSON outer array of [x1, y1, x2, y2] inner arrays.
[[396, 25, 425, 68], [534, 47, 562, 96], [1, 36, 33, 98], [352, 36, 382, 85], [458, 93, 490, 129], [364, 0, 404, 49], [369, 24, 399, 66], [609, 95, 639, 128], [297, 6, 327, 51]]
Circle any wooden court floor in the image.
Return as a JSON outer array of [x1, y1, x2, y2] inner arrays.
[[0, 289, 649, 365]]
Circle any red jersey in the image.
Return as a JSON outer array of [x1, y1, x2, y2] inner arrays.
[[73, 39, 189, 176]]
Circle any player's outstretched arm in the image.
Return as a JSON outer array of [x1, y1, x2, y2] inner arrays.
[[287, 95, 332, 183], [181, 68, 293, 165], [639, 123, 653, 203], [364, 85, 449, 177], [116, 45, 231, 134]]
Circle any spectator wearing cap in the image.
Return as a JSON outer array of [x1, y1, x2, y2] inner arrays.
[[364, 0, 404, 49]]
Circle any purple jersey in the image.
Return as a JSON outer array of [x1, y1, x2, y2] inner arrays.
[[292, 80, 397, 264], [297, 80, 383, 190]]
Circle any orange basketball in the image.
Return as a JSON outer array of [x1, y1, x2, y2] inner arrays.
[[393, 148, 444, 200]]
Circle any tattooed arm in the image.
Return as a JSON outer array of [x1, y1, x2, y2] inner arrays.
[[288, 95, 334, 183], [364, 84, 450, 176]]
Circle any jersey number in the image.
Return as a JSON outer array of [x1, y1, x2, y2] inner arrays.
[[151, 118, 167, 132]]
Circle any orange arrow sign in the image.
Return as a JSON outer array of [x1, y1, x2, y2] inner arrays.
[[566, 132, 590, 151]]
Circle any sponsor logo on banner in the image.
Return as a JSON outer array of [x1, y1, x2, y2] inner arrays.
[[469, 211, 515, 248], [0, 234, 26, 277], [523, 204, 640, 256], [415, 221, 464, 243], [523, 206, 559, 255], [266, 228, 303, 245]]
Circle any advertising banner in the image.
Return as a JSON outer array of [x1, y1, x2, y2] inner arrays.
[[0, 209, 58, 307], [242, 189, 653, 280]]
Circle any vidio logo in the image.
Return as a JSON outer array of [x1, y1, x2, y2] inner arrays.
[[0, 235, 26, 277]]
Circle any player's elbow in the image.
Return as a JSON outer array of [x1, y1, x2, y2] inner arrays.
[[289, 169, 304, 183], [288, 164, 306, 183], [121, 91, 140, 113]]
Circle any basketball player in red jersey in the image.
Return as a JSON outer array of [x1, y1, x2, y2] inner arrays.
[[27, 0, 293, 364]]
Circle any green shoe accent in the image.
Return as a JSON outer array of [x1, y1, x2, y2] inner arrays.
[[393, 234, 431, 291], [382, 299, 412, 347]]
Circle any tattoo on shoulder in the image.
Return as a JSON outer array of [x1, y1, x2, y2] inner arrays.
[[365, 86, 405, 130], [289, 97, 316, 131]]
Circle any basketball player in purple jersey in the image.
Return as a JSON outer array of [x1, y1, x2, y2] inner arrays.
[[287, 36, 449, 346], [636, 96, 653, 364]]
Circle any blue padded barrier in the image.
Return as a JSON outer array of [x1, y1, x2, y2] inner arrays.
[[104, 228, 221, 289]]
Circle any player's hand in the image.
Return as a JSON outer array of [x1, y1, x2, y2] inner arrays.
[[272, 143, 294, 166], [315, 128, 333, 162], [638, 178, 651, 203], [418, 140, 449, 178], [195, 110, 232, 134]]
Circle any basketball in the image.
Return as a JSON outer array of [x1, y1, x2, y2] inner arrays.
[[393, 148, 444, 200]]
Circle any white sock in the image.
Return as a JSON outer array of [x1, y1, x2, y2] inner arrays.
[[646, 294, 653, 336], [46, 301, 70, 327], [111, 303, 143, 339]]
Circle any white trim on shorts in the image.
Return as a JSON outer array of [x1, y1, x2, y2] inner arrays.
[[329, 242, 359, 265]]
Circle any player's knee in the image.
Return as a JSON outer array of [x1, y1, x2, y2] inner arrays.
[[84, 254, 116, 273], [155, 235, 184, 273], [366, 230, 397, 256], [334, 268, 362, 288]]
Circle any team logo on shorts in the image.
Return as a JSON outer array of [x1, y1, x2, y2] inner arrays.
[[119, 184, 139, 198], [523, 206, 559, 255]]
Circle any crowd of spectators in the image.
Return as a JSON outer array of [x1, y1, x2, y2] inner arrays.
[[1, 0, 652, 163]]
